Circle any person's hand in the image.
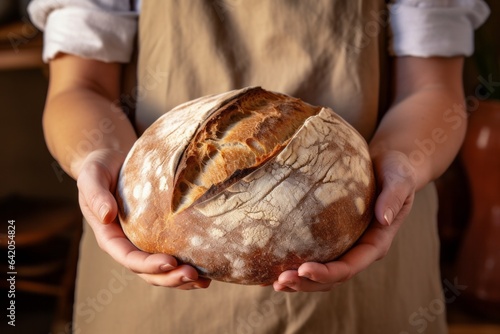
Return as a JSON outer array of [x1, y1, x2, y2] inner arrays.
[[76, 148, 211, 289], [273, 150, 416, 292]]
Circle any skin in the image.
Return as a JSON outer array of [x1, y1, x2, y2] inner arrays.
[[44, 54, 466, 291]]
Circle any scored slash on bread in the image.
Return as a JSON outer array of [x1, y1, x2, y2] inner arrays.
[[173, 88, 320, 213]]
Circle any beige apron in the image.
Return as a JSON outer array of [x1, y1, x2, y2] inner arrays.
[[73, 1, 448, 333]]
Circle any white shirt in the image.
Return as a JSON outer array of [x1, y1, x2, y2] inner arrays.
[[27, 0, 490, 63]]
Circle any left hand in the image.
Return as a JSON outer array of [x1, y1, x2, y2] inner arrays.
[[273, 150, 416, 292], [273, 56, 466, 292]]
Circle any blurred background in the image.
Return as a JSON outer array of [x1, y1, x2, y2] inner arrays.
[[0, 1, 499, 333]]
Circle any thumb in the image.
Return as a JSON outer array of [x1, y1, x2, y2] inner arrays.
[[372, 153, 416, 226], [77, 161, 118, 224], [374, 183, 412, 226]]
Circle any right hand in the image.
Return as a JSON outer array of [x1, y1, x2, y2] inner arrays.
[[76, 148, 212, 289]]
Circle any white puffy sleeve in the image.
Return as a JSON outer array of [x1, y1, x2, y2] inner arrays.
[[389, 0, 490, 57], [28, 0, 138, 63]]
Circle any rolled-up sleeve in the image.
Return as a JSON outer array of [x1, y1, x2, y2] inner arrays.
[[28, 0, 137, 63], [389, 0, 490, 57]]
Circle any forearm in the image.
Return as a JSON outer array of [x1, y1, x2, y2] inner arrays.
[[370, 88, 466, 189], [369, 56, 466, 190], [43, 55, 137, 179], [44, 89, 136, 178]]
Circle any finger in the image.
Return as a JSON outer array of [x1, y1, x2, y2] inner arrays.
[[273, 281, 297, 293], [277, 279, 341, 293], [89, 219, 178, 274], [375, 179, 415, 227], [274, 270, 338, 292], [297, 222, 399, 286], [273, 286, 297, 293], [173, 278, 212, 290], [297, 262, 351, 284], [77, 162, 117, 224], [372, 153, 416, 226], [375, 165, 414, 223], [296, 247, 373, 285], [139, 266, 212, 289], [274, 270, 303, 292]]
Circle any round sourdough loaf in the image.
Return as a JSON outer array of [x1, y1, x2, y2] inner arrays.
[[116, 87, 375, 285]]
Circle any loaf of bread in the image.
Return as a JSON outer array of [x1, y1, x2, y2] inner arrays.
[[116, 87, 375, 285]]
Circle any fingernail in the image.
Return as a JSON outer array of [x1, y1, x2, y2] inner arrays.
[[160, 264, 174, 271], [299, 272, 311, 280], [182, 276, 195, 283], [384, 209, 394, 225], [99, 204, 110, 221]]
